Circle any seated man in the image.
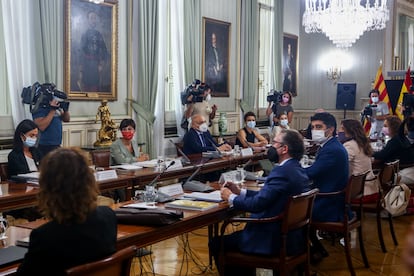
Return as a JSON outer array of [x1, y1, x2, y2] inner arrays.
[[210, 129, 309, 275], [182, 114, 231, 155], [305, 112, 349, 262]]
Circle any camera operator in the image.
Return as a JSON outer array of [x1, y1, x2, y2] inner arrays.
[[364, 89, 389, 139], [183, 81, 217, 131], [32, 88, 70, 157], [266, 91, 294, 125]]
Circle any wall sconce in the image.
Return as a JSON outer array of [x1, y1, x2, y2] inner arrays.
[[327, 66, 341, 84]]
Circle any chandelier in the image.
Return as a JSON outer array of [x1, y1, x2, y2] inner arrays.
[[303, 0, 390, 48]]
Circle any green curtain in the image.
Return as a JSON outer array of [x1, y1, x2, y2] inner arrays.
[[183, 0, 201, 83], [39, 0, 64, 87], [271, 0, 283, 91], [240, 0, 258, 111], [133, 0, 159, 157]]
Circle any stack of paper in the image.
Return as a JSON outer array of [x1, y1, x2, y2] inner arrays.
[[183, 191, 223, 202], [165, 200, 219, 211]]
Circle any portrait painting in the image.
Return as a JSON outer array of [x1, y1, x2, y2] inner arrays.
[[283, 33, 298, 96], [202, 17, 231, 97], [65, 0, 118, 100]]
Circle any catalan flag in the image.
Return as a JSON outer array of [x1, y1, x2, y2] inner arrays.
[[373, 64, 393, 114], [395, 67, 412, 120], [363, 116, 371, 136]]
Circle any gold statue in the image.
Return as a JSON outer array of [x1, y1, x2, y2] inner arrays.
[[94, 99, 117, 147]]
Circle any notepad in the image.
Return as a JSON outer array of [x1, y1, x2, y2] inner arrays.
[[183, 191, 223, 202], [110, 164, 143, 170], [165, 200, 219, 211]]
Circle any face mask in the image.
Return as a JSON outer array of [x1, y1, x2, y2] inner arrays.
[[312, 129, 327, 143], [205, 94, 211, 102], [121, 131, 134, 140], [282, 96, 289, 103], [280, 119, 288, 127], [199, 123, 209, 132], [371, 97, 379, 103], [247, 121, 256, 129], [337, 132, 348, 143], [382, 127, 389, 136], [23, 136, 37, 147], [267, 146, 279, 163]]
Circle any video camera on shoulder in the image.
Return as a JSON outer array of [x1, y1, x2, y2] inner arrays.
[[21, 82, 69, 114], [361, 104, 375, 117], [266, 89, 283, 104], [180, 79, 210, 105]]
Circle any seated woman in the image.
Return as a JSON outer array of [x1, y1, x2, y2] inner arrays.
[[373, 116, 414, 166], [270, 113, 290, 140], [8, 119, 43, 177], [110, 119, 149, 165], [235, 111, 268, 149], [339, 119, 378, 202], [16, 147, 117, 275]]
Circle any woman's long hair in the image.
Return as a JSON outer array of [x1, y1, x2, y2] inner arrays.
[[341, 119, 372, 156]]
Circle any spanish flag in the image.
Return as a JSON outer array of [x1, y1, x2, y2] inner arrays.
[[373, 64, 392, 114], [395, 67, 412, 120]]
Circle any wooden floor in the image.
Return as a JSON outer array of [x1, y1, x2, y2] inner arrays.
[[129, 213, 414, 276]]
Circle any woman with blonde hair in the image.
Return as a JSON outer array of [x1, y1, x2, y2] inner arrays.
[[17, 147, 117, 275]]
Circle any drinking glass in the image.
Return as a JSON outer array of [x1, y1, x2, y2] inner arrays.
[[142, 185, 157, 206], [156, 156, 166, 171], [0, 216, 8, 240], [233, 167, 245, 186], [233, 145, 241, 156]]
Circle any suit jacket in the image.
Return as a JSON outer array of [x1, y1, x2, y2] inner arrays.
[[306, 137, 349, 222], [373, 135, 414, 165], [183, 128, 218, 155], [16, 206, 117, 275], [110, 138, 141, 165], [8, 148, 43, 177], [233, 159, 309, 255]]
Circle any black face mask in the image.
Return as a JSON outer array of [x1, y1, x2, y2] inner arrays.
[[267, 146, 279, 163]]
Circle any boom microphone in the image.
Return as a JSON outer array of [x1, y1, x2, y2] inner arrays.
[[147, 160, 176, 187], [169, 139, 191, 165]]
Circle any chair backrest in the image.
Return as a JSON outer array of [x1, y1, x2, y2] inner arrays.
[[0, 163, 8, 181], [378, 160, 400, 192], [90, 150, 111, 168], [65, 246, 136, 276], [346, 171, 370, 203]]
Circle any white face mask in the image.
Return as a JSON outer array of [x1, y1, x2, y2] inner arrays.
[[205, 94, 211, 102], [280, 119, 288, 127], [23, 136, 37, 147], [199, 123, 209, 132], [371, 96, 379, 103], [312, 129, 327, 143], [246, 121, 256, 129]]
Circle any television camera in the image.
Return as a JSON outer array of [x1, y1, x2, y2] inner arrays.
[[180, 79, 210, 105], [21, 82, 69, 114], [266, 89, 284, 104]]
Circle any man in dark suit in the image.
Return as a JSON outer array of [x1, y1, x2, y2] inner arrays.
[[305, 112, 349, 262], [211, 129, 309, 275], [182, 114, 231, 155]]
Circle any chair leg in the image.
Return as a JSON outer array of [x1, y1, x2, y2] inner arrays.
[[376, 210, 387, 253], [388, 214, 398, 246], [357, 226, 369, 268], [343, 231, 356, 276]]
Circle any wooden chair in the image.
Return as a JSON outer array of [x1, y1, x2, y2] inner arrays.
[[218, 188, 319, 276], [90, 150, 111, 168], [0, 163, 8, 181], [354, 160, 400, 253], [311, 171, 370, 276], [65, 246, 137, 276]]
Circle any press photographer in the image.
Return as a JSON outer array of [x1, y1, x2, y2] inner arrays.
[[21, 82, 70, 156], [265, 89, 294, 126], [181, 79, 217, 131], [362, 89, 389, 139]]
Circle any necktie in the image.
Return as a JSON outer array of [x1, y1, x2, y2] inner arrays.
[[198, 133, 206, 147]]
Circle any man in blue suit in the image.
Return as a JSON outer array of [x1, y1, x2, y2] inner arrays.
[[211, 129, 310, 275], [305, 112, 349, 262], [183, 114, 231, 155]]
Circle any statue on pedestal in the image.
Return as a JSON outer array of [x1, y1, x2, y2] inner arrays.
[[94, 99, 117, 147]]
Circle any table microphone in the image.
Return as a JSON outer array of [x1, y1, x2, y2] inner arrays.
[[182, 158, 214, 192], [169, 139, 191, 165], [147, 160, 176, 187]]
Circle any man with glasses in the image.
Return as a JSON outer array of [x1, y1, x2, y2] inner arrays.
[[210, 129, 309, 275], [182, 114, 231, 155], [305, 112, 349, 263]]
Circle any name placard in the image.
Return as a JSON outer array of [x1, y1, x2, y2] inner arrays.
[[241, 148, 253, 156], [95, 170, 118, 181], [158, 183, 184, 196]]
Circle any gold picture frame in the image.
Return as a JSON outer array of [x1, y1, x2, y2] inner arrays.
[[65, 0, 118, 100], [202, 17, 231, 97]]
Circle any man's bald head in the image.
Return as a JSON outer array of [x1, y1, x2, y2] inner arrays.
[[191, 114, 206, 129]]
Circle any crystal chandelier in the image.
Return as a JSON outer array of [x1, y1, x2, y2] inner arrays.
[[303, 0, 390, 48]]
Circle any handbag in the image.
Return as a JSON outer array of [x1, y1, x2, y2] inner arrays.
[[382, 183, 411, 216], [115, 208, 183, 226]]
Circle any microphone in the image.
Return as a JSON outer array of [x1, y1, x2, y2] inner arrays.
[[169, 139, 191, 165], [241, 159, 253, 169], [206, 137, 222, 158], [182, 157, 214, 192], [147, 160, 176, 187]]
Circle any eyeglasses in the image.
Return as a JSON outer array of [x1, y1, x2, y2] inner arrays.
[[273, 140, 284, 145]]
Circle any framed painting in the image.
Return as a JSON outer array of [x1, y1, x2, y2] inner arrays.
[[202, 17, 231, 97], [282, 33, 298, 96], [65, 0, 118, 100]]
